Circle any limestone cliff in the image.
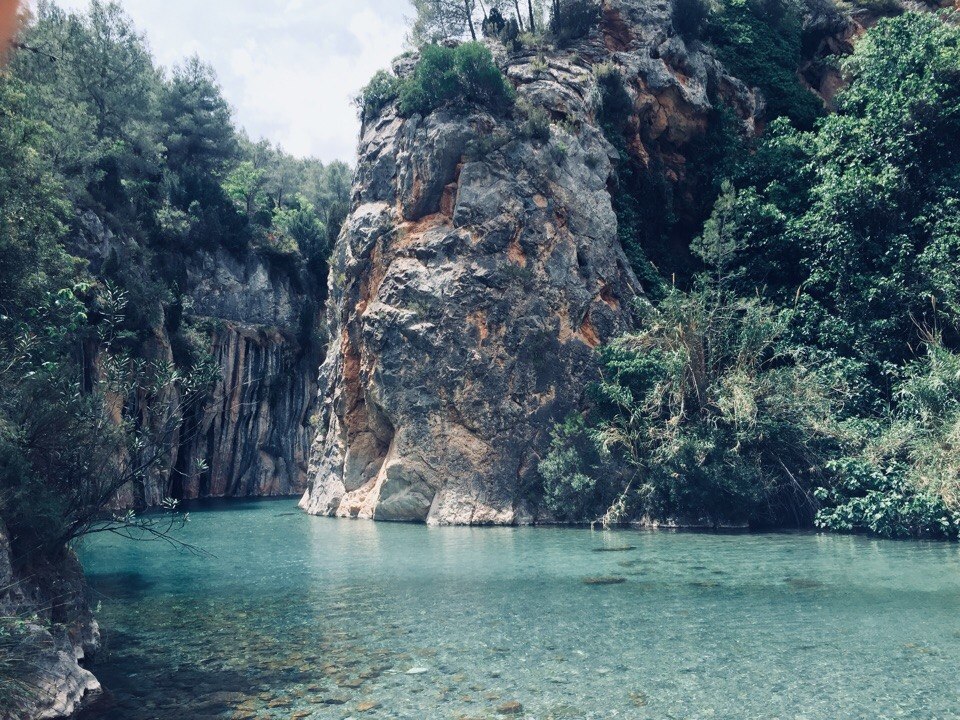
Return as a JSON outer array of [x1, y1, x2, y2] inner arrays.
[[73, 213, 323, 506], [301, 0, 760, 525]]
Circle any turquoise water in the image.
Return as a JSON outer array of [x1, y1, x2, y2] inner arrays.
[[77, 499, 960, 720]]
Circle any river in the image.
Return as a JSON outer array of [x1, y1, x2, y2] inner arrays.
[[77, 498, 960, 719]]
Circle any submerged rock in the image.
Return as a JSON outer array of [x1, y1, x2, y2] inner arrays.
[[592, 546, 637, 552], [582, 576, 627, 585], [497, 700, 524, 715]]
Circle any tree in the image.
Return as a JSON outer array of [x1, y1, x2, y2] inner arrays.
[[711, 12, 960, 392], [162, 56, 238, 178], [12, 0, 164, 214], [408, 0, 476, 44], [223, 160, 267, 219]]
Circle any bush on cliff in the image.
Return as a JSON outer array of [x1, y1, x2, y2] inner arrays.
[[548, 0, 602, 47], [707, 0, 824, 129], [398, 43, 516, 116], [356, 70, 404, 123]]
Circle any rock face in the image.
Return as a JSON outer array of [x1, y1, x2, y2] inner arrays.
[[166, 247, 324, 502], [73, 214, 323, 505], [0, 522, 101, 720], [302, 0, 759, 525]]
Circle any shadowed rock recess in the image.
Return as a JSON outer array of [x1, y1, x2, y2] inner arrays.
[[301, 0, 760, 525]]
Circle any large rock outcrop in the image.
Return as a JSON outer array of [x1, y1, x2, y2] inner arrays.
[[301, 0, 760, 525]]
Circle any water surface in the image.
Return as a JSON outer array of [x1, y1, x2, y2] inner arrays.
[[78, 499, 960, 719]]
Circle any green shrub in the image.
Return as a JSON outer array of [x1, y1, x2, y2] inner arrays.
[[540, 277, 844, 525], [398, 43, 516, 117], [549, 0, 602, 47], [673, 0, 711, 41], [815, 458, 960, 539], [539, 415, 625, 522], [814, 339, 960, 539], [707, 0, 824, 129], [356, 69, 402, 122], [593, 63, 633, 133], [518, 99, 552, 141]]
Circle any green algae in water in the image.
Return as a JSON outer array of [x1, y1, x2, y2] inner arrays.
[[78, 498, 960, 720]]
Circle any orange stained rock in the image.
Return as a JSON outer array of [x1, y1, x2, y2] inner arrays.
[[579, 316, 601, 348], [0, 0, 21, 63]]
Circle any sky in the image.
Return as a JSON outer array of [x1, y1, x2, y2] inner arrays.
[[40, 0, 413, 164]]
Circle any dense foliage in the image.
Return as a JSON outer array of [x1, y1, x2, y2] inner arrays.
[[706, 0, 826, 129], [0, 0, 351, 567], [543, 11, 960, 538], [542, 264, 845, 528]]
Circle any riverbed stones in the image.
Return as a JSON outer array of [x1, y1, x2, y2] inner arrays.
[[497, 700, 524, 715], [582, 576, 627, 585]]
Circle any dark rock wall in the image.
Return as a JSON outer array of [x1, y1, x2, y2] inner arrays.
[[0, 522, 101, 719], [72, 214, 324, 506]]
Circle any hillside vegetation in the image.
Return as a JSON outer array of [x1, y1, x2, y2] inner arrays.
[[0, 0, 351, 566], [541, 9, 960, 538]]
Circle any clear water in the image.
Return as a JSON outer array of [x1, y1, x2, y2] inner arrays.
[[77, 498, 960, 720]]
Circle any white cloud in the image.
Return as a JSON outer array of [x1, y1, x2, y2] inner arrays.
[[29, 0, 412, 163]]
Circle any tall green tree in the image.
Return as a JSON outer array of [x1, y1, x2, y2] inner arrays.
[[13, 0, 164, 215], [706, 12, 960, 395], [162, 56, 238, 178]]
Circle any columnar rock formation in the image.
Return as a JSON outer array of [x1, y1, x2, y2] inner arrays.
[[301, 0, 760, 525], [73, 214, 323, 505], [166, 248, 323, 502]]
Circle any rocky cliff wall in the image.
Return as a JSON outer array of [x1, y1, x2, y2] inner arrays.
[[301, 0, 761, 525], [73, 213, 324, 506], [0, 522, 101, 720]]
